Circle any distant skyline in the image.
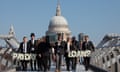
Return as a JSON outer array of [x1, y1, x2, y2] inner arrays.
[[0, 0, 120, 45]]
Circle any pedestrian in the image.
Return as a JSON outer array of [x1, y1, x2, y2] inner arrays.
[[64, 37, 72, 71], [79, 41, 83, 64], [28, 33, 37, 71], [18, 36, 30, 71], [54, 35, 65, 72], [82, 35, 95, 71], [37, 36, 50, 72], [71, 36, 79, 72]]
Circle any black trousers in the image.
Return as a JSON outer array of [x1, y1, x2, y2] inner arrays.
[[65, 56, 70, 71], [48, 53, 51, 70], [30, 59, 37, 70], [65, 57, 77, 71], [37, 55, 43, 71], [83, 57, 90, 70], [42, 55, 49, 72], [21, 60, 28, 70], [30, 53, 37, 70], [71, 57, 77, 70]]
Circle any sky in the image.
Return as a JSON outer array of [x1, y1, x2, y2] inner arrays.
[[0, 0, 120, 45]]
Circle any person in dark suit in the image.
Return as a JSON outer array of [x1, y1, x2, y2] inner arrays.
[[18, 36, 30, 71], [28, 33, 37, 71], [37, 36, 50, 72], [82, 35, 95, 71], [46, 36, 51, 70], [71, 37, 79, 71], [36, 40, 43, 71], [64, 37, 72, 71]]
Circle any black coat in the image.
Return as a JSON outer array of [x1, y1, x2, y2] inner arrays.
[[54, 41, 66, 55], [37, 42, 50, 57], [72, 40, 79, 50], [18, 42, 30, 53], [82, 41, 95, 51], [28, 40, 37, 53]]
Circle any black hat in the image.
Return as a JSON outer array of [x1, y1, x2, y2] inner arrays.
[[30, 33, 35, 37]]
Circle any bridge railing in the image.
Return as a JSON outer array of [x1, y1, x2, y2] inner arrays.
[[89, 64, 108, 72]]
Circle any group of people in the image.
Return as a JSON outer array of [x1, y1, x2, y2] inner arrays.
[[17, 33, 52, 71], [52, 35, 95, 72], [17, 33, 95, 72], [17, 33, 38, 71]]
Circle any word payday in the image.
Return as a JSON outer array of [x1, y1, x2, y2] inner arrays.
[[13, 50, 91, 60]]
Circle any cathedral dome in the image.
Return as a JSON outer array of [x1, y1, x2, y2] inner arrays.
[[49, 16, 68, 26], [46, 1, 71, 38], [47, 15, 71, 34]]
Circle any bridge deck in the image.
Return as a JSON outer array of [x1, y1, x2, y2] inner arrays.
[[15, 64, 93, 72]]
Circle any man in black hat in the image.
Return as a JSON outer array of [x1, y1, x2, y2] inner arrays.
[[28, 33, 37, 71]]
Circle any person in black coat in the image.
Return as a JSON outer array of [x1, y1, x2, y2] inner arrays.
[[82, 35, 95, 71], [37, 36, 51, 72], [71, 37, 79, 71], [18, 36, 30, 71], [28, 33, 37, 71]]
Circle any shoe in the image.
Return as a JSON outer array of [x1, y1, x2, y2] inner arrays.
[[67, 69, 70, 71], [34, 67, 36, 71], [55, 69, 61, 72], [85, 68, 88, 71], [31, 67, 33, 71]]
